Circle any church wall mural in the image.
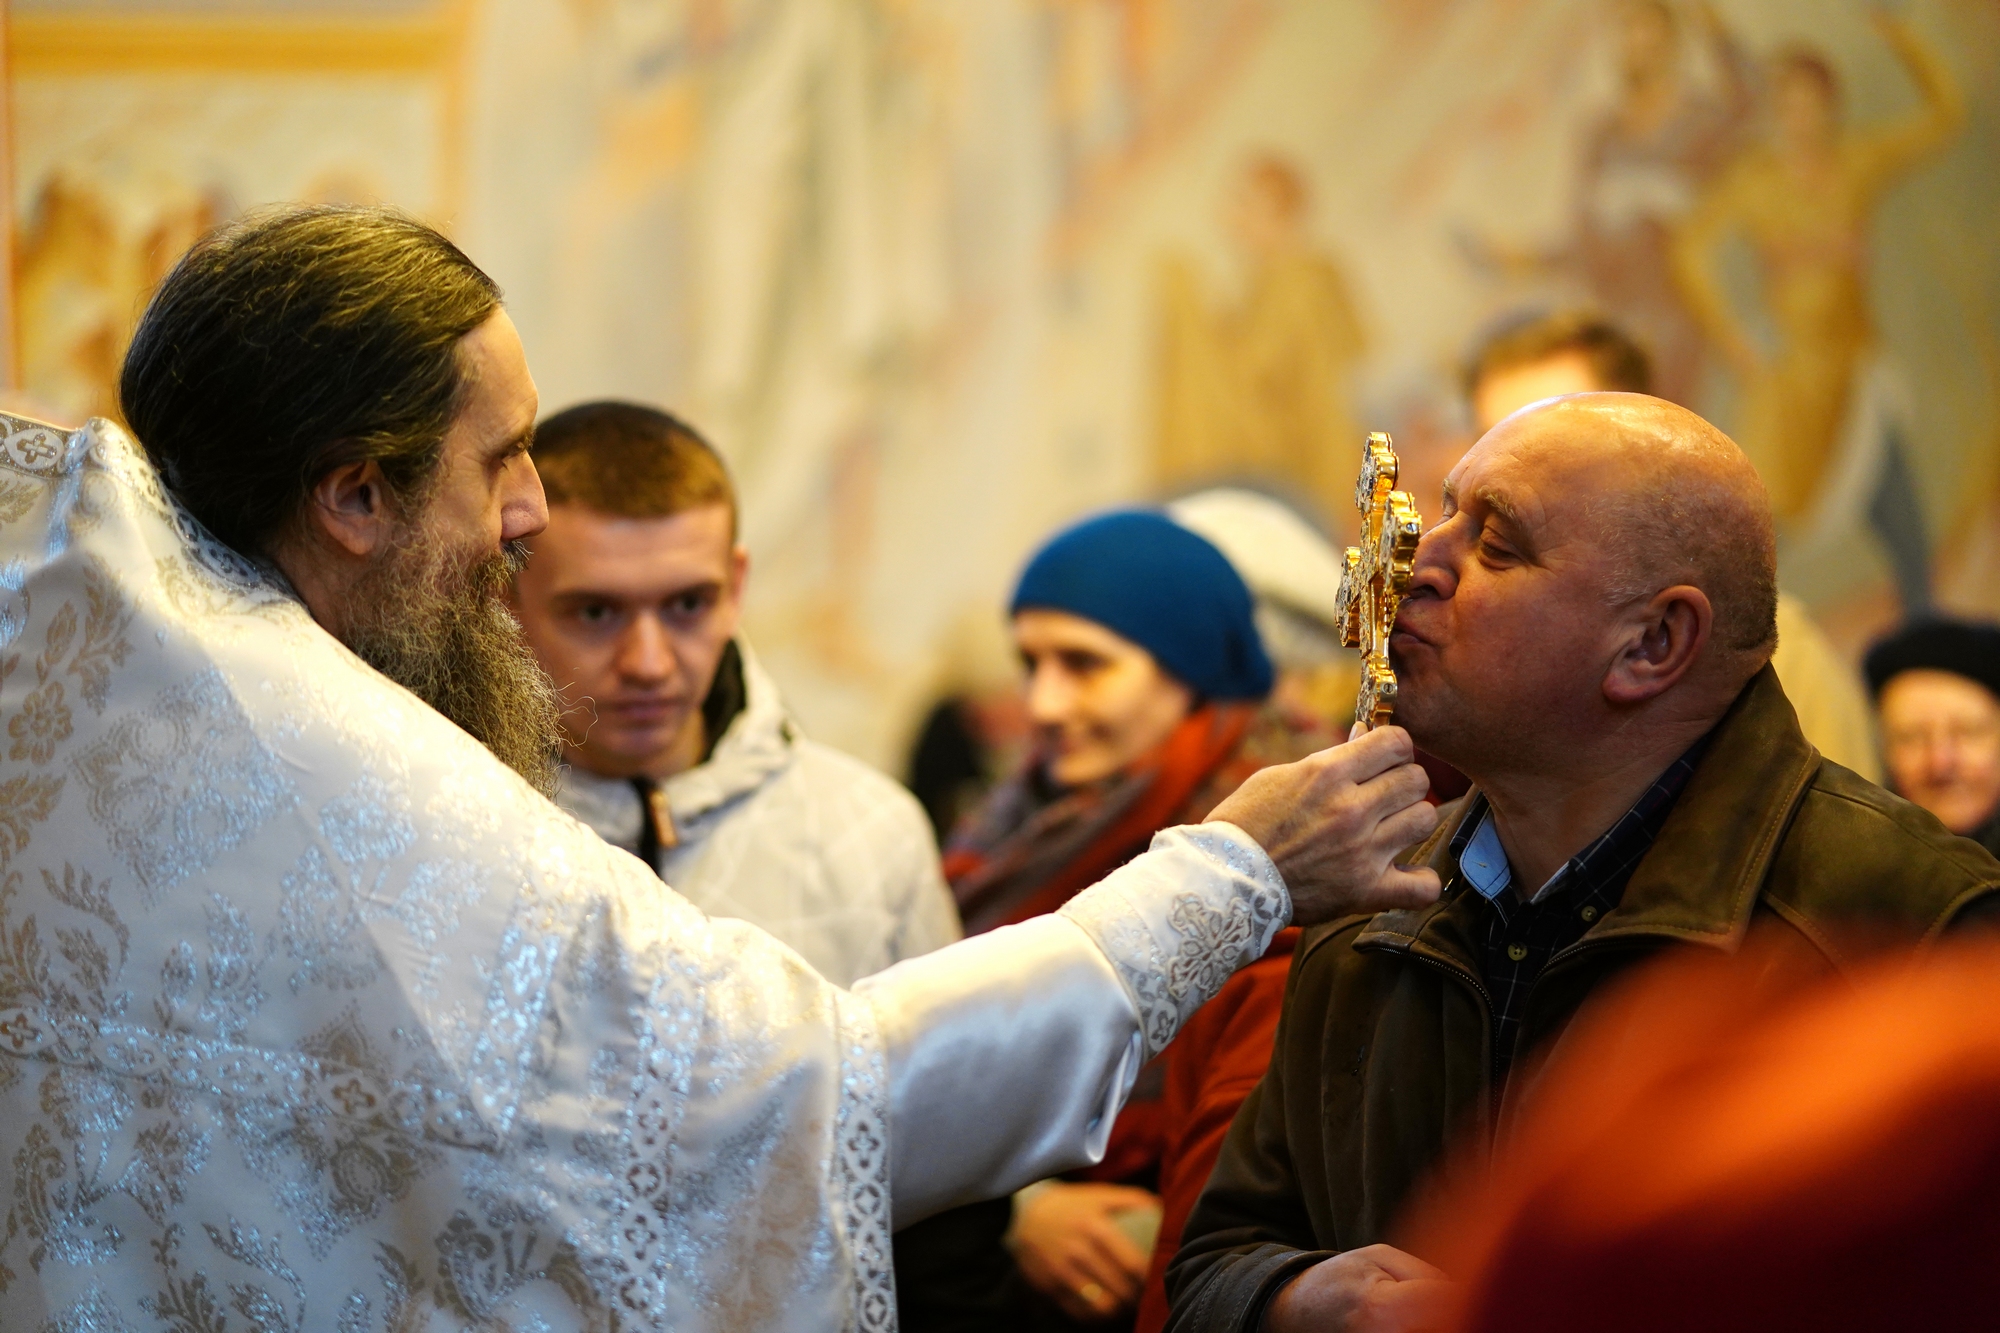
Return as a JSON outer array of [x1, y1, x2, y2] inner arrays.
[[7, 0, 1998, 770]]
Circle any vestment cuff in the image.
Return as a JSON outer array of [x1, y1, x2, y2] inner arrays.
[[1059, 822, 1291, 1060]]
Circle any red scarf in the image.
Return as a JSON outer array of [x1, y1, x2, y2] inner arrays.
[[947, 704, 1258, 933]]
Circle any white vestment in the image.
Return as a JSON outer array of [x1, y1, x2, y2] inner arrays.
[[0, 415, 1292, 1332]]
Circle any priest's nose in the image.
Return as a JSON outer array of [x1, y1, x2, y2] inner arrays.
[[501, 454, 550, 544]]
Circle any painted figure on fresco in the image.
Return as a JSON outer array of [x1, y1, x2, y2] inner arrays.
[[1569, 0, 1755, 405], [1465, 0, 1754, 407], [14, 175, 218, 425], [13, 177, 123, 423], [1154, 153, 1368, 529], [1672, 8, 1965, 525], [14, 171, 219, 420]]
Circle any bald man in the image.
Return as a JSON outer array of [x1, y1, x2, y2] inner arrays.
[[1163, 396, 2000, 1333]]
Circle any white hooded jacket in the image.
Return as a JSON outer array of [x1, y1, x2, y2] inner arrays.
[[556, 642, 961, 986]]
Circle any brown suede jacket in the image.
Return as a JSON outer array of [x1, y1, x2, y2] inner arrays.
[[1163, 667, 2000, 1333]]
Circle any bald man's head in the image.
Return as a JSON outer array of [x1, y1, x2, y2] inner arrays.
[[1522, 394, 1778, 665], [1391, 393, 1777, 782]]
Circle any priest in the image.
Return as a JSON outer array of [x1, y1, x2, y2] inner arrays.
[[0, 204, 1439, 1333]]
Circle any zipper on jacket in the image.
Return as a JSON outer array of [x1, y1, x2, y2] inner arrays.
[[1397, 942, 1502, 1140]]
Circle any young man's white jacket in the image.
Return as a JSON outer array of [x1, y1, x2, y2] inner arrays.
[[557, 639, 961, 985]]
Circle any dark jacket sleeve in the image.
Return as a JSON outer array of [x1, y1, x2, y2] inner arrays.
[[1162, 942, 1334, 1333]]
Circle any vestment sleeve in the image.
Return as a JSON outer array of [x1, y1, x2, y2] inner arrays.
[[855, 823, 1289, 1226]]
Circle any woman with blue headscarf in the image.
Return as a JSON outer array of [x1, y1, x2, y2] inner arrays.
[[895, 510, 1335, 1333]]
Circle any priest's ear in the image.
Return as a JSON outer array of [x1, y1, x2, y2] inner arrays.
[[1603, 584, 1713, 706], [304, 459, 397, 559]]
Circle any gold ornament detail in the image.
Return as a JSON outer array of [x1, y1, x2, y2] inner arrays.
[[1334, 432, 1424, 730]]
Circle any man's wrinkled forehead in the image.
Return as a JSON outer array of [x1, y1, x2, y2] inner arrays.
[[1443, 433, 1541, 526], [1445, 415, 1626, 545]]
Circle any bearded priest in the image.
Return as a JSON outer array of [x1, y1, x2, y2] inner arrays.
[[0, 205, 1442, 1333]]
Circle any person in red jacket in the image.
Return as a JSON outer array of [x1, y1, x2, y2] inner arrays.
[[1130, 928, 1299, 1333], [896, 509, 1332, 1333]]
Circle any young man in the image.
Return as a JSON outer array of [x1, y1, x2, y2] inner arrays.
[[1865, 618, 2000, 856], [510, 401, 957, 986], [1461, 309, 1882, 782], [1166, 395, 2000, 1333]]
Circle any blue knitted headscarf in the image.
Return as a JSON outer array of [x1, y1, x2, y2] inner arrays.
[[1009, 509, 1274, 701]]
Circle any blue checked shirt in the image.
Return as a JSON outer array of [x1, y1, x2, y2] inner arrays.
[[1449, 735, 1712, 1089]]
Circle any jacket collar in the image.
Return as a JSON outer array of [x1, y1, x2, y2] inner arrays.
[[1355, 665, 1818, 970], [659, 638, 798, 821]]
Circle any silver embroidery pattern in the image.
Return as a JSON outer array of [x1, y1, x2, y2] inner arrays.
[[70, 669, 295, 905], [0, 413, 894, 1332], [38, 1282, 138, 1333], [1059, 826, 1290, 1059], [832, 989, 895, 1333], [0, 419, 82, 481]]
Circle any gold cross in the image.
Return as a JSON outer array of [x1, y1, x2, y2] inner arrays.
[[1335, 432, 1424, 731]]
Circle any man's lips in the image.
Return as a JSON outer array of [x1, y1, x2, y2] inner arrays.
[[1388, 619, 1430, 650]]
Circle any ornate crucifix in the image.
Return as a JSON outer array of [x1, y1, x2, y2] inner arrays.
[[1335, 432, 1425, 731]]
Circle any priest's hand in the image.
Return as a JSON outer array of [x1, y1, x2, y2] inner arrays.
[[1208, 725, 1441, 926], [1260, 1245, 1455, 1333]]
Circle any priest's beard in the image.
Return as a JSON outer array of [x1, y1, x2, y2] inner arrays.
[[342, 521, 563, 796]]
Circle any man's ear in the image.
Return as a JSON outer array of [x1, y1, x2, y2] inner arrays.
[[728, 544, 750, 602], [304, 459, 396, 559], [1603, 584, 1713, 706]]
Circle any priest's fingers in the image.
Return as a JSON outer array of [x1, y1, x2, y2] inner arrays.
[[1349, 757, 1436, 823], [1362, 864, 1444, 914], [1377, 792, 1444, 852], [1272, 793, 1438, 925], [1320, 723, 1417, 783]]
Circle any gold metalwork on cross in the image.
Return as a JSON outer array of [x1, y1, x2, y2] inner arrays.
[[1335, 432, 1424, 731]]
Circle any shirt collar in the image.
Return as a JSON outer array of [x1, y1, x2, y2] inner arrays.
[[1447, 732, 1715, 909]]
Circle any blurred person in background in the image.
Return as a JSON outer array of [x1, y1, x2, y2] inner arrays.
[[906, 610, 1035, 845], [1166, 487, 1353, 728], [899, 510, 1333, 1333], [1406, 939, 2000, 1333], [1865, 618, 2000, 857], [1462, 308, 1881, 783], [511, 401, 960, 988]]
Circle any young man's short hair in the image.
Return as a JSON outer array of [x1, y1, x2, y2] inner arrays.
[[532, 401, 737, 538], [1462, 309, 1654, 403]]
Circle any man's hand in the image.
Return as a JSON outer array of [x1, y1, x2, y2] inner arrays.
[[1209, 725, 1441, 926], [1261, 1246, 1454, 1333], [1012, 1181, 1160, 1322]]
